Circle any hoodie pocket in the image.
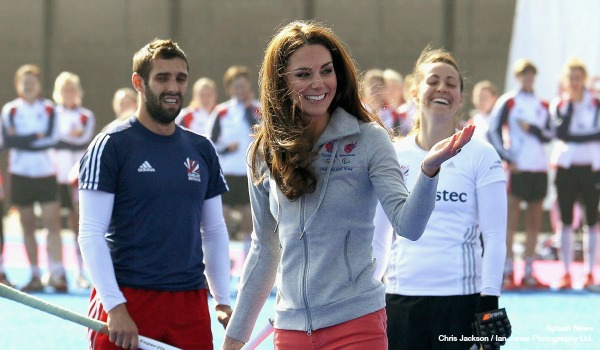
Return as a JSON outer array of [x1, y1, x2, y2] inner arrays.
[[344, 230, 352, 282]]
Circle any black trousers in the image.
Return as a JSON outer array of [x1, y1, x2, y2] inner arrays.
[[386, 293, 479, 350]]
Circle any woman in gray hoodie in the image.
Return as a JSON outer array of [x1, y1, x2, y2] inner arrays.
[[222, 21, 475, 350]]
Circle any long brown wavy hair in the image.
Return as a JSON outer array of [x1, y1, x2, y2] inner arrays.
[[251, 21, 382, 200]]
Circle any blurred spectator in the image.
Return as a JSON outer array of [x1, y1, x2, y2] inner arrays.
[[102, 87, 138, 132], [176, 77, 217, 136], [0, 123, 7, 286], [361, 68, 411, 137], [112, 87, 137, 119], [488, 59, 553, 290], [383, 68, 405, 109], [0, 64, 66, 292], [396, 73, 418, 136], [52, 71, 95, 289], [550, 57, 600, 289], [467, 80, 499, 141], [361, 69, 392, 124], [207, 66, 259, 254]]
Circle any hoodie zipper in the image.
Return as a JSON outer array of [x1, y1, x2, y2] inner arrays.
[[344, 230, 352, 281], [302, 232, 313, 335], [298, 140, 339, 335], [299, 195, 313, 335]]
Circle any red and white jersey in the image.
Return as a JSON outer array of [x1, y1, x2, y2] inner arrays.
[[1, 98, 58, 177], [207, 98, 260, 176], [550, 90, 600, 170], [176, 106, 211, 137], [55, 104, 95, 148], [55, 104, 96, 183], [488, 90, 552, 172], [384, 135, 506, 296]]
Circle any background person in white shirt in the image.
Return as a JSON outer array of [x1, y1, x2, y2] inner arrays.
[[550, 57, 600, 289], [383, 68, 405, 110], [207, 66, 260, 254], [52, 71, 96, 289], [488, 59, 553, 290], [467, 80, 499, 142], [0, 64, 66, 292], [176, 77, 218, 136]]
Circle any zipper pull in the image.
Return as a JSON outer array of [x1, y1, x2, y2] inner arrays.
[[307, 325, 313, 336]]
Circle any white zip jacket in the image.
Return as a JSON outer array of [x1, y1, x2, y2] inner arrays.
[[550, 90, 600, 170]]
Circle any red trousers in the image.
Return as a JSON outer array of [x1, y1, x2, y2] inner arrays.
[[87, 287, 212, 349], [273, 308, 387, 350]]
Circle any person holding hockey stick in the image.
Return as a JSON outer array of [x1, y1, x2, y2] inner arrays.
[[78, 38, 232, 349], [222, 21, 474, 350], [373, 47, 511, 350]]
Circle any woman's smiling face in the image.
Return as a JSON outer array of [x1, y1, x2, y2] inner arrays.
[[415, 62, 463, 122], [284, 44, 337, 123]]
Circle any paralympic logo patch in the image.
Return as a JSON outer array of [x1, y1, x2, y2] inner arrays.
[[184, 158, 201, 182]]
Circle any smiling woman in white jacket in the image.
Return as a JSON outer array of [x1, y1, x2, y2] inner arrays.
[[222, 22, 474, 350]]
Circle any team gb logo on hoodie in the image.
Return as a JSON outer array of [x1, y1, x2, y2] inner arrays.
[[344, 141, 357, 154]]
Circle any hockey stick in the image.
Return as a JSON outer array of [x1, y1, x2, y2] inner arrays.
[[0, 283, 181, 350], [240, 318, 275, 350]]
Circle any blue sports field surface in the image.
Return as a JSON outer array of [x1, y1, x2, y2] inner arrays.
[[1, 226, 599, 349], [2, 275, 600, 350]]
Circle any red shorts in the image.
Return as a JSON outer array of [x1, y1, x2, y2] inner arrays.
[[87, 287, 212, 349], [273, 308, 387, 350]]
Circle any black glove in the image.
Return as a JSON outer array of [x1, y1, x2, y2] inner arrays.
[[471, 296, 512, 350]]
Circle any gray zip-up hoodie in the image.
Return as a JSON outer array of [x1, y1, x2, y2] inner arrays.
[[226, 107, 438, 342]]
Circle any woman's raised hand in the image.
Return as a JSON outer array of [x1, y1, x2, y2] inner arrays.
[[421, 124, 476, 177]]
